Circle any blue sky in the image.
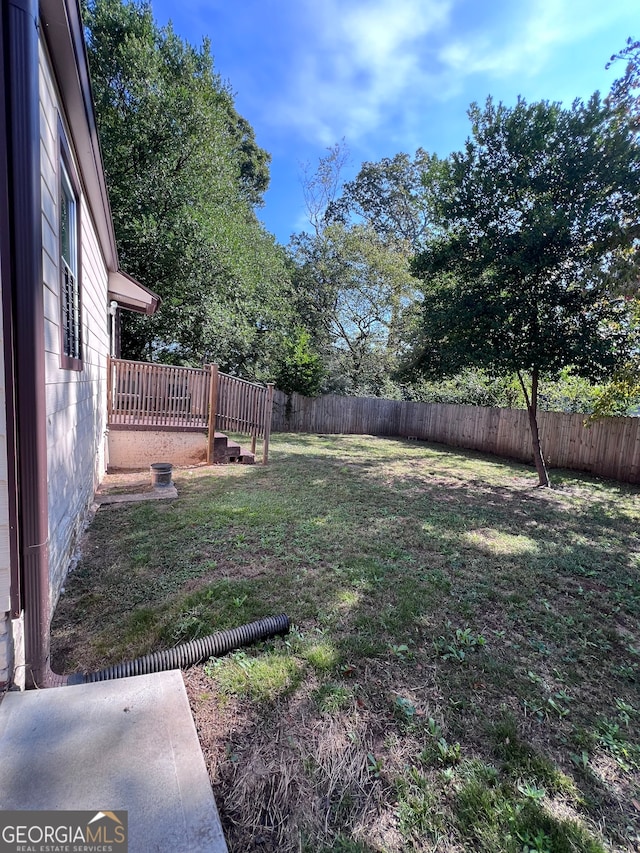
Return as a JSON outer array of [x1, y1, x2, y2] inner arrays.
[[149, 0, 638, 245]]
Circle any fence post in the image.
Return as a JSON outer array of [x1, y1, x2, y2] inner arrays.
[[262, 383, 274, 464], [207, 363, 219, 464]]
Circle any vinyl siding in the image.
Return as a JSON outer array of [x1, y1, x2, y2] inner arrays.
[[0, 211, 11, 683], [39, 37, 109, 612]]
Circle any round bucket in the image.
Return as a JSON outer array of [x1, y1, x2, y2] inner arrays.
[[150, 462, 173, 488]]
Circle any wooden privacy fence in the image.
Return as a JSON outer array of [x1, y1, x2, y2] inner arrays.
[[107, 358, 274, 462], [271, 389, 640, 484]]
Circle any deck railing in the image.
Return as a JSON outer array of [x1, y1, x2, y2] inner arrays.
[[107, 358, 274, 462], [208, 366, 274, 463], [108, 358, 210, 428]]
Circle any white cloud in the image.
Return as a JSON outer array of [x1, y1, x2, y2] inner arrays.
[[266, 0, 638, 148], [437, 0, 622, 83], [270, 0, 452, 143]]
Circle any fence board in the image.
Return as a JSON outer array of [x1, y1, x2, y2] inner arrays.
[[271, 390, 640, 484]]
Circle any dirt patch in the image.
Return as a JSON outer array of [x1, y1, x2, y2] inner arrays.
[[99, 463, 225, 495]]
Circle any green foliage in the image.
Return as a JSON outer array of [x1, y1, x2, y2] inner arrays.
[[433, 623, 486, 662], [403, 368, 523, 407], [595, 715, 640, 771], [274, 328, 324, 397], [312, 682, 353, 714], [588, 296, 640, 419], [290, 144, 422, 395], [289, 222, 419, 395], [327, 148, 445, 250], [83, 0, 292, 371], [491, 714, 576, 795], [393, 366, 600, 412], [394, 767, 444, 841], [606, 36, 640, 132], [536, 369, 600, 414], [365, 753, 384, 778], [204, 648, 302, 701], [410, 94, 640, 483], [302, 640, 339, 671], [454, 760, 604, 853], [411, 95, 640, 383], [589, 359, 640, 418], [394, 695, 418, 721]]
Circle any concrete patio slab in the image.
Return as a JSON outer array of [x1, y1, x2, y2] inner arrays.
[[0, 670, 227, 852]]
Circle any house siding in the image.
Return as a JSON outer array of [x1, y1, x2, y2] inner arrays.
[[0, 276, 12, 685], [39, 37, 109, 612]]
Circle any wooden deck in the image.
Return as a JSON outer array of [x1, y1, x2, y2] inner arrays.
[[107, 358, 274, 462]]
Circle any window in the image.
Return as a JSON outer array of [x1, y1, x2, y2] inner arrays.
[[58, 125, 82, 370]]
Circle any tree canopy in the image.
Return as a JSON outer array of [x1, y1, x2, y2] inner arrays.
[[591, 36, 640, 419], [327, 148, 444, 251], [83, 0, 292, 374], [607, 37, 640, 131], [409, 94, 640, 485], [85, 4, 640, 439], [289, 144, 421, 395], [290, 222, 418, 395]]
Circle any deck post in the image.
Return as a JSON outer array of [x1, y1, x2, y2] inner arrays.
[[207, 363, 219, 464], [262, 383, 274, 464]]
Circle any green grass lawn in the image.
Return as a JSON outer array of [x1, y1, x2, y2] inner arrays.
[[51, 433, 640, 853]]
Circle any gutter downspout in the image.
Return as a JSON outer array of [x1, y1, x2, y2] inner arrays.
[[1, 0, 22, 629], [6, 0, 52, 688], [109, 300, 118, 357]]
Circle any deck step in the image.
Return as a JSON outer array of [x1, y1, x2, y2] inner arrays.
[[212, 432, 230, 463], [225, 439, 242, 460], [213, 432, 255, 465]]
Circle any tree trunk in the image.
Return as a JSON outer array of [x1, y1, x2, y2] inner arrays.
[[517, 369, 550, 487], [527, 407, 550, 487]]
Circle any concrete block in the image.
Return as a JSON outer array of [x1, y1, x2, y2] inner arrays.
[[0, 622, 12, 680]]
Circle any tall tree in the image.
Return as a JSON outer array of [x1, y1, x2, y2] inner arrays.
[[410, 95, 640, 486], [83, 0, 291, 373], [291, 145, 420, 395], [606, 36, 640, 131], [300, 140, 351, 236], [589, 37, 640, 419], [327, 149, 444, 250], [290, 223, 417, 394]]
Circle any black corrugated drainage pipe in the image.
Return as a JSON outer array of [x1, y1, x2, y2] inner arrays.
[[67, 613, 290, 685]]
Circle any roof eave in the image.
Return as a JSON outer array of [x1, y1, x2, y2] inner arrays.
[[108, 270, 161, 316]]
